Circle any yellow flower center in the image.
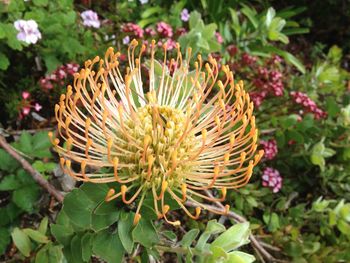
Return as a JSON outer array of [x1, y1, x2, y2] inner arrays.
[[119, 105, 196, 189]]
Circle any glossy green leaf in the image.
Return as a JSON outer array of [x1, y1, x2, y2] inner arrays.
[[93, 229, 125, 263], [23, 228, 49, 244], [180, 229, 200, 247], [118, 212, 135, 253], [132, 219, 159, 248], [211, 222, 250, 252], [0, 228, 10, 255], [11, 227, 31, 257]]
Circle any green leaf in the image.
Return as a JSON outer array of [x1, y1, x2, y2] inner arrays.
[[92, 229, 125, 263], [196, 220, 225, 250], [162, 231, 177, 242], [118, 212, 135, 253], [132, 219, 159, 248], [39, 217, 49, 235], [0, 148, 19, 171], [189, 11, 202, 29], [50, 223, 74, 246], [23, 228, 49, 244], [265, 7, 276, 27], [241, 4, 258, 28], [211, 222, 250, 252], [20, 132, 32, 153], [11, 227, 32, 257], [337, 219, 350, 235], [81, 232, 94, 262], [31, 131, 53, 158], [35, 243, 63, 263], [0, 174, 22, 190], [180, 229, 200, 247], [0, 24, 5, 39], [340, 204, 350, 222], [43, 55, 60, 73], [226, 251, 255, 263], [263, 212, 280, 232], [0, 53, 10, 70], [141, 6, 162, 19], [70, 235, 83, 263], [33, 0, 48, 6], [12, 185, 40, 212], [0, 228, 10, 255], [256, 46, 305, 73], [62, 188, 95, 229]]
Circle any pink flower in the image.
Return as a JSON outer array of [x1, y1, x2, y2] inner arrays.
[[122, 23, 144, 38], [215, 32, 223, 44], [81, 10, 100, 28], [22, 91, 30, 100], [34, 103, 42, 112], [181, 9, 190, 22], [290, 91, 327, 119], [227, 45, 238, 57], [260, 139, 278, 160], [242, 53, 257, 65], [14, 19, 41, 44], [22, 107, 31, 115], [145, 27, 156, 36], [262, 167, 282, 193], [156, 22, 173, 38]]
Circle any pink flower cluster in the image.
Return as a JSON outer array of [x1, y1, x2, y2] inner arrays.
[[262, 167, 282, 193], [156, 22, 173, 38], [122, 23, 144, 38], [290, 91, 327, 120], [39, 63, 79, 90], [19, 91, 42, 118], [250, 67, 284, 107], [260, 139, 278, 160]]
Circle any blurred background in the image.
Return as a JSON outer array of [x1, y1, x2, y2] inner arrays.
[[0, 0, 350, 262]]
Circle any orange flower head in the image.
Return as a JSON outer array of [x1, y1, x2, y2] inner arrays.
[[50, 40, 264, 225]]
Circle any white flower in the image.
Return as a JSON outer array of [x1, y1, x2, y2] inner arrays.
[[180, 9, 190, 22], [122, 36, 130, 45], [14, 19, 41, 44], [81, 10, 100, 28], [139, 0, 148, 4]]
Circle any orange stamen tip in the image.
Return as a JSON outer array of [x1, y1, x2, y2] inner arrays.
[[161, 181, 168, 192], [157, 212, 163, 219], [221, 187, 227, 197], [173, 221, 181, 226], [224, 204, 230, 214], [54, 138, 60, 146], [163, 205, 170, 214], [121, 185, 127, 193], [195, 207, 201, 217], [133, 213, 141, 225], [105, 188, 115, 201], [48, 132, 53, 138]]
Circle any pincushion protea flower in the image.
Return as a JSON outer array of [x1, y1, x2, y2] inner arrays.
[[49, 39, 264, 225]]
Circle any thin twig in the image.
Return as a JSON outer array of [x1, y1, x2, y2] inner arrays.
[[0, 127, 54, 136], [0, 135, 64, 203], [185, 190, 278, 262]]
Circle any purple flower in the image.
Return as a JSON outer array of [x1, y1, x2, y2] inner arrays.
[[14, 19, 41, 44], [260, 139, 278, 160], [81, 10, 100, 28], [181, 9, 190, 22], [123, 36, 130, 45], [262, 167, 282, 193]]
